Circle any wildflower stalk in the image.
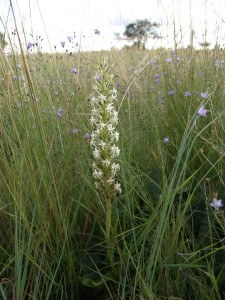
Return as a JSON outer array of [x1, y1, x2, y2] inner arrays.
[[90, 58, 121, 263]]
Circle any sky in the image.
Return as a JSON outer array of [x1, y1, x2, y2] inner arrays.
[[1, 0, 225, 52]]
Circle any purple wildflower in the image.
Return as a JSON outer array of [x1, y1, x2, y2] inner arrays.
[[163, 137, 169, 144], [197, 106, 208, 117], [84, 133, 90, 140], [27, 42, 33, 50], [168, 90, 174, 96], [215, 59, 224, 69], [166, 57, 172, 63], [171, 50, 180, 61], [72, 67, 78, 74], [96, 73, 101, 82], [60, 41, 65, 48], [94, 29, 100, 35], [184, 91, 191, 97], [72, 128, 79, 135], [155, 73, 160, 84], [67, 36, 73, 43], [171, 50, 176, 56], [57, 108, 63, 117], [210, 198, 223, 211], [201, 92, 209, 99]]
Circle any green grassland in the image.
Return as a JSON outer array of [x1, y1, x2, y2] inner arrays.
[[1, 44, 225, 299]]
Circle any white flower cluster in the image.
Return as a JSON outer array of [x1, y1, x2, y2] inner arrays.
[[90, 60, 121, 194]]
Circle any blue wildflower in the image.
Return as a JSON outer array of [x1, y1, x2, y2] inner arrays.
[[84, 133, 90, 140], [94, 29, 100, 35], [72, 67, 78, 74], [215, 59, 224, 69], [166, 57, 172, 63], [57, 108, 63, 117], [163, 137, 169, 144], [67, 36, 73, 43], [60, 41, 65, 48], [27, 42, 33, 50], [210, 198, 223, 211], [155, 73, 160, 84], [197, 106, 208, 117], [184, 91, 191, 97], [96, 73, 101, 82], [72, 128, 79, 135], [201, 92, 209, 99]]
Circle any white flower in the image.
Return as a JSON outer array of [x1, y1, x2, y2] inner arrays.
[[90, 116, 97, 125], [111, 145, 120, 158], [93, 148, 101, 159], [110, 89, 117, 99], [210, 198, 223, 211], [95, 128, 101, 136], [114, 182, 122, 194], [91, 107, 100, 114], [107, 124, 115, 134], [97, 122, 106, 130], [106, 103, 114, 113], [112, 131, 119, 141], [107, 178, 115, 185], [111, 88, 117, 94], [110, 115, 118, 125], [111, 163, 120, 175], [110, 110, 118, 123], [98, 94, 106, 104], [90, 59, 121, 194], [93, 168, 103, 179], [90, 139, 96, 147], [90, 132, 100, 146], [102, 159, 111, 166], [95, 182, 101, 189], [111, 110, 118, 118], [90, 95, 97, 104], [98, 140, 107, 149]]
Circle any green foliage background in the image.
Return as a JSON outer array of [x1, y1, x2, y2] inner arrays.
[[0, 38, 225, 299]]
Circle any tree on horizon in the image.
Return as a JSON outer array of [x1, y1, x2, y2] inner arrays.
[[122, 19, 161, 50]]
